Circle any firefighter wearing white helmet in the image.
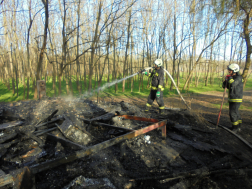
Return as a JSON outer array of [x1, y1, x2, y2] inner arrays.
[[143, 59, 165, 114], [223, 63, 243, 132]]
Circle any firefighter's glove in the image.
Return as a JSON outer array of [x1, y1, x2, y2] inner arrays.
[[156, 91, 160, 98], [143, 71, 148, 76], [225, 75, 231, 81]]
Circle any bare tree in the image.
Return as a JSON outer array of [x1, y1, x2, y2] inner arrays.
[[34, 0, 49, 99]]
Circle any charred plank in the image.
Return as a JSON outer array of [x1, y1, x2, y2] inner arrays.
[[46, 133, 86, 150], [0, 132, 17, 144], [34, 127, 57, 135], [56, 116, 91, 145], [34, 110, 58, 127], [35, 117, 63, 128], [90, 112, 116, 122], [168, 133, 226, 153], [79, 117, 134, 132], [0, 119, 167, 188], [0, 121, 24, 130]]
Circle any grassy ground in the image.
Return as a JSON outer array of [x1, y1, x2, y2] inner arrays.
[[0, 73, 252, 103]]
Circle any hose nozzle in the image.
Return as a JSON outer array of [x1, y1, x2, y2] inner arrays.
[[137, 68, 146, 74]]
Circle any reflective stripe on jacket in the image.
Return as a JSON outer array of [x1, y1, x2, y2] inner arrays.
[[223, 74, 243, 102], [150, 68, 164, 92]]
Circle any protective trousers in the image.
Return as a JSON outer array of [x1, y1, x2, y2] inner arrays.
[[145, 90, 165, 113], [229, 102, 242, 126]]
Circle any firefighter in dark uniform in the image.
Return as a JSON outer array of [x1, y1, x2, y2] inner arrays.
[[143, 59, 165, 114], [223, 63, 243, 132]]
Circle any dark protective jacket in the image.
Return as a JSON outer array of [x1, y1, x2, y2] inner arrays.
[[147, 67, 164, 92], [223, 73, 243, 102]]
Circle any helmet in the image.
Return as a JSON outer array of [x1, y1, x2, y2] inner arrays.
[[227, 63, 239, 73], [154, 59, 163, 67]]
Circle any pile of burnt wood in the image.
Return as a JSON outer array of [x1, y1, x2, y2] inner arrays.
[[0, 106, 168, 188]]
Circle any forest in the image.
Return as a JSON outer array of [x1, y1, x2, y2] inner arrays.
[[0, 0, 251, 99]]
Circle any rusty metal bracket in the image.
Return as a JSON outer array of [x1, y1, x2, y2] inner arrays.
[[118, 115, 166, 138]]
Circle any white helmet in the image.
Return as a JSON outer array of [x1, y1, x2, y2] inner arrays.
[[227, 63, 240, 73], [154, 59, 163, 67]]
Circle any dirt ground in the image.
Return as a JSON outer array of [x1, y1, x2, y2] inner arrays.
[[106, 90, 252, 143], [0, 90, 252, 189]]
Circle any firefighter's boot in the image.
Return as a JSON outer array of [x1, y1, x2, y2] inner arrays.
[[237, 123, 242, 132], [159, 109, 165, 115], [144, 106, 151, 112], [143, 103, 152, 112], [231, 124, 239, 133]]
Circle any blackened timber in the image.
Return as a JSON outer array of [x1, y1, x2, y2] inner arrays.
[[34, 110, 58, 127], [34, 127, 57, 135], [168, 133, 226, 153], [0, 121, 24, 130], [0, 174, 13, 187], [0, 170, 6, 177], [0, 118, 167, 187], [0, 128, 52, 150], [132, 167, 252, 182], [35, 117, 63, 128], [56, 116, 73, 135], [0, 138, 19, 148], [0, 132, 17, 144], [93, 121, 134, 132], [47, 133, 86, 150], [79, 117, 134, 131], [118, 115, 160, 123], [36, 123, 56, 131], [23, 133, 44, 147], [30, 119, 167, 174], [90, 112, 116, 122]]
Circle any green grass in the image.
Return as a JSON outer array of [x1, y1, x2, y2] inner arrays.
[[0, 73, 252, 103]]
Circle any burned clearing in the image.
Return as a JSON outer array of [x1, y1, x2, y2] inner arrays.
[[0, 97, 252, 189]]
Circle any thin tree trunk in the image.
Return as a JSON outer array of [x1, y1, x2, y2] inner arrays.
[[123, 10, 132, 92], [34, 0, 49, 99]]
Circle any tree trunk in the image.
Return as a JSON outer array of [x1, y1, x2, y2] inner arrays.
[[89, 2, 102, 92], [34, 0, 49, 99], [242, 12, 252, 84], [123, 10, 132, 93], [170, 0, 177, 91], [53, 63, 56, 97]]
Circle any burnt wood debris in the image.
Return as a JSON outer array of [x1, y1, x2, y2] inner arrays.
[[0, 98, 252, 189]]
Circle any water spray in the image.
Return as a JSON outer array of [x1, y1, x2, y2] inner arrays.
[[80, 67, 153, 99], [163, 69, 191, 110]]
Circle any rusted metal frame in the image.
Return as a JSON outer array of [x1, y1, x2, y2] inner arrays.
[[118, 115, 166, 138], [118, 115, 160, 123], [0, 120, 167, 188]]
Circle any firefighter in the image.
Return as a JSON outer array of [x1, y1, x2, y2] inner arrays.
[[143, 59, 165, 114], [223, 63, 243, 132]]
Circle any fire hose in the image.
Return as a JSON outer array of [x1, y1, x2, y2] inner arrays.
[[138, 67, 191, 110]]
